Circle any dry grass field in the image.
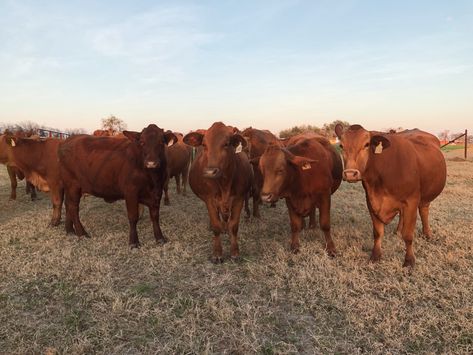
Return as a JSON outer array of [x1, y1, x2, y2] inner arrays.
[[0, 158, 472, 354]]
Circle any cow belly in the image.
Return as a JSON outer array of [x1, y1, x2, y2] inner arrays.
[[28, 172, 50, 192]]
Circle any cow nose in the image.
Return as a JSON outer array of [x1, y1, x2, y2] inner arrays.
[[261, 193, 274, 203], [343, 169, 361, 182], [203, 167, 221, 178], [145, 161, 160, 169]]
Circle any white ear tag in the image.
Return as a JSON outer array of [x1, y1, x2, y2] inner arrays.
[[374, 142, 383, 154], [301, 162, 312, 170], [167, 140, 174, 147], [11, 139, 16, 147], [235, 143, 242, 153]]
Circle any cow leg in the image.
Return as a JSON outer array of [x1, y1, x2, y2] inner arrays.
[[175, 175, 181, 194], [369, 210, 385, 262], [206, 201, 224, 263], [182, 171, 188, 196], [163, 174, 170, 205], [28, 182, 37, 201], [252, 194, 261, 218], [149, 202, 168, 245], [319, 196, 336, 257], [419, 203, 432, 238], [65, 205, 75, 235], [7, 166, 17, 200], [309, 207, 317, 229], [286, 202, 302, 253], [229, 198, 244, 260], [244, 193, 251, 219], [395, 211, 403, 235], [401, 203, 417, 267], [66, 187, 89, 237], [50, 186, 64, 226], [125, 196, 141, 248]]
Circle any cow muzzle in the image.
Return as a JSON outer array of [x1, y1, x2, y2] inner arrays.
[[145, 161, 160, 169], [203, 167, 221, 179], [261, 193, 276, 203], [343, 169, 361, 182]]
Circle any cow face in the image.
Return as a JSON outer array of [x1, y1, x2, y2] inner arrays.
[[335, 124, 391, 182], [259, 144, 316, 202], [184, 122, 247, 179], [123, 124, 177, 170]]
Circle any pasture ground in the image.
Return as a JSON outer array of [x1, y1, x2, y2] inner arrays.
[[0, 159, 472, 354]]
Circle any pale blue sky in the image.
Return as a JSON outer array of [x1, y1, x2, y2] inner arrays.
[[1, 0, 472, 135]]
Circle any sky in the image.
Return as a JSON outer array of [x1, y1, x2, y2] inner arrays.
[[0, 0, 472, 135]]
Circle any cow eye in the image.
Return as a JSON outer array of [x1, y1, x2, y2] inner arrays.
[[339, 144, 343, 150], [364, 142, 370, 149]]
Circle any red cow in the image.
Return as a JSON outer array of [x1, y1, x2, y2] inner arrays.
[[0, 131, 37, 201], [184, 122, 253, 263], [241, 127, 281, 216], [335, 124, 447, 267], [58, 124, 176, 247], [257, 137, 342, 254], [163, 132, 192, 205], [2, 134, 64, 225]]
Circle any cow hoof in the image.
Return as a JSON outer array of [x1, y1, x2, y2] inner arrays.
[[130, 243, 141, 249], [212, 256, 224, 264], [50, 220, 61, 227], [290, 246, 300, 254], [369, 254, 381, 263], [403, 258, 415, 268], [157, 237, 168, 245], [79, 233, 91, 239], [326, 248, 337, 258], [270, 202, 276, 208]]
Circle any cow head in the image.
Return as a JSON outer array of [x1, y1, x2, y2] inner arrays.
[[123, 124, 177, 170], [335, 124, 391, 182], [258, 143, 316, 203], [183, 122, 247, 179]]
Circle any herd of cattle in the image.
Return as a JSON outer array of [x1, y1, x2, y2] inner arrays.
[[0, 122, 447, 267]]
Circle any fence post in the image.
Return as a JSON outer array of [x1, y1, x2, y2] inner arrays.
[[465, 129, 468, 160]]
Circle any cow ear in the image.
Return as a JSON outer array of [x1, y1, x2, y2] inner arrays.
[[230, 133, 247, 149], [6, 136, 19, 147], [335, 124, 344, 139], [164, 132, 178, 146], [370, 135, 391, 154], [122, 131, 141, 143], [286, 153, 317, 171], [183, 132, 204, 147]]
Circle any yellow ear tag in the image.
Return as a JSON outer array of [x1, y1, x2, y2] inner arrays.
[[11, 139, 16, 147], [301, 162, 312, 170], [235, 143, 242, 153], [374, 142, 383, 154]]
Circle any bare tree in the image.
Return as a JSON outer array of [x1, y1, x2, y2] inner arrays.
[[438, 130, 450, 142], [101, 115, 127, 134]]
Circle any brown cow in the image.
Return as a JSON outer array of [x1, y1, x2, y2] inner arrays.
[[257, 137, 342, 254], [241, 127, 281, 217], [2, 134, 64, 225], [184, 122, 253, 263], [58, 124, 176, 247], [163, 132, 192, 205], [335, 124, 447, 267], [0, 132, 37, 201]]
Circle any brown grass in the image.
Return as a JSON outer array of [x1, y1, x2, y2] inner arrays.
[[0, 160, 472, 354]]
